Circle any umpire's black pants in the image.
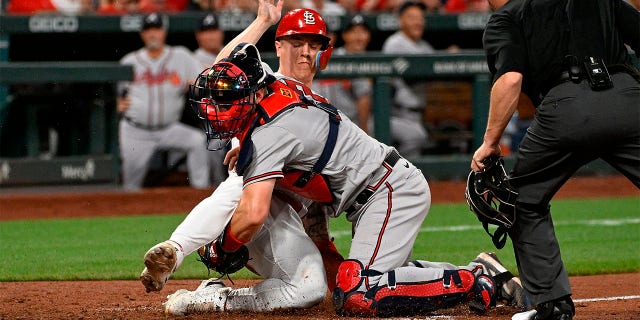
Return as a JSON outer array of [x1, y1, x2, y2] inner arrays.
[[508, 72, 640, 305]]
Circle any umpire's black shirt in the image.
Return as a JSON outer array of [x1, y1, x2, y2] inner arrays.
[[483, 0, 640, 105]]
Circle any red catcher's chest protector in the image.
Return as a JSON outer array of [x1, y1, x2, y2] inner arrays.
[[237, 78, 341, 204]]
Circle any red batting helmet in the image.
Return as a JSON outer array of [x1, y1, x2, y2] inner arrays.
[[276, 8, 331, 49]]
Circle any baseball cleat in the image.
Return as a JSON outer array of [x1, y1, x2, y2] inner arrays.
[[474, 252, 532, 310], [140, 241, 179, 293], [164, 280, 231, 315]]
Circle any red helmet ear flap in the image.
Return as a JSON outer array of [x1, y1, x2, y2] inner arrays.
[[315, 45, 333, 71]]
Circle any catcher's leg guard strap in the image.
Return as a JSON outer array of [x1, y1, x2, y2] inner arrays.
[[334, 261, 480, 317], [373, 269, 477, 317]]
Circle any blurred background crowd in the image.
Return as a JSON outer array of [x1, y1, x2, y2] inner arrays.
[[4, 0, 495, 15], [0, 0, 638, 189]]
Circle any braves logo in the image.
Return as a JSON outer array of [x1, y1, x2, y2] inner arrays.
[[303, 11, 316, 25]]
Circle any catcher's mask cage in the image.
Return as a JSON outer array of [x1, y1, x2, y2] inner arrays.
[[189, 62, 258, 146], [465, 156, 518, 249]]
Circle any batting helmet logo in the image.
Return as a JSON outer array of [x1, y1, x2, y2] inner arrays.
[[303, 11, 316, 25], [275, 8, 330, 47]]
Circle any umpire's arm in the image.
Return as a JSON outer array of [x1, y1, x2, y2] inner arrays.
[[471, 71, 522, 172]]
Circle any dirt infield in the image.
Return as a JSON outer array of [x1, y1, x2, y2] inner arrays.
[[0, 175, 638, 319]]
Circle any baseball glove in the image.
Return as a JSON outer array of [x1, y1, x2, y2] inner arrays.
[[197, 239, 249, 276]]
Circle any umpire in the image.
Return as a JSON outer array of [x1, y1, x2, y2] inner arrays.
[[471, 0, 640, 319]]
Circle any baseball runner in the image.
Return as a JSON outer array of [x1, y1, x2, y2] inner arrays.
[[118, 12, 210, 191], [140, 3, 343, 312]]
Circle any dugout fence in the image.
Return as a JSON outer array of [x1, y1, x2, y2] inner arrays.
[[0, 12, 631, 187]]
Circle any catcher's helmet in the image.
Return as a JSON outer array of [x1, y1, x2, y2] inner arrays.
[[465, 156, 518, 249], [276, 8, 333, 70], [189, 43, 267, 143]]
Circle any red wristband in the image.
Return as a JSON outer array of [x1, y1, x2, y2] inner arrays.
[[221, 225, 246, 253]]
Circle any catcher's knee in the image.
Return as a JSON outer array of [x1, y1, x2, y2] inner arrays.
[[332, 260, 493, 317]]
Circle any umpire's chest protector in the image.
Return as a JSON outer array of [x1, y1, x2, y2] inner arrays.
[[236, 79, 341, 204]]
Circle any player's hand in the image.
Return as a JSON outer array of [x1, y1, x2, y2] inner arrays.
[[117, 97, 131, 113], [256, 0, 283, 26], [224, 146, 240, 170], [471, 143, 502, 172]]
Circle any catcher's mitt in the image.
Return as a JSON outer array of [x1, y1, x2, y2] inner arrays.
[[197, 239, 249, 276]]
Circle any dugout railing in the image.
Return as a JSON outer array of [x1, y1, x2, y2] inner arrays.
[[0, 12, 633, 187], [0, 54, 492, 186]]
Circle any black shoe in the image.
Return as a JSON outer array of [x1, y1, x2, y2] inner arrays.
[[535, 297, 575, 320]]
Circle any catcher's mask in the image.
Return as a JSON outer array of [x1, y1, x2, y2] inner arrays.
[[189, 43, 267, 146], [465, 156, 518, 249]]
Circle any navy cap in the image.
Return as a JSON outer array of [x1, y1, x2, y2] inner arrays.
[[199, 12, 219, 31], [398, 0, 426, 15], [142, 12, 165, 30], [343, 14, 370, 32]]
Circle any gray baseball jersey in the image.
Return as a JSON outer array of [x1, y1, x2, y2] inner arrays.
[[381, 31, 433, 112], [238, 78, 489, 303], [192, 47, 217, 71], [163, 64, 487, 314], [118, 46, 209, 190], [120, 46, 200, 127], [242, 93, 391, 216], [381, 31, 432, 158]]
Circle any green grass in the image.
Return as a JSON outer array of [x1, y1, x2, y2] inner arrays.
[[0, 197, 638, 281]]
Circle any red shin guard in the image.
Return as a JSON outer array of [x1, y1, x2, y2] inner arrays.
[[333, 261, 489, 317]]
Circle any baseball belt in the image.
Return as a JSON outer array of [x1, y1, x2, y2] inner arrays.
[[344, 149, 402, 215], [122, 116, 170, 131]]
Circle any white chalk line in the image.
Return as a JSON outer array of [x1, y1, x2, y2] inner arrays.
[[574, 295, 640, 303], [331, 217, 640, 238], [386, 296, 640, 319]]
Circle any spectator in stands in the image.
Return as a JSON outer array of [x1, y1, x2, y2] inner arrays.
[[312, 14, 372, 132], [118, 13, 210, 191], [192, 12, 224, 69], [186, 0, 218, 11], [442, 0, 489, 13], [273, 0, 299, 13], [421, 0, 442, 12], [301, 0, 346, 15], [139, 0, 189, 12], [381, 0, 432, 158], [98, 0, 141, 14], [191, 12, 229, 185], [8, 0, 94, 14]]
